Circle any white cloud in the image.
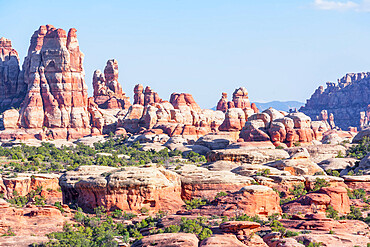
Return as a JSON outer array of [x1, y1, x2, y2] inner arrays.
[[313, 0, 359, 11]]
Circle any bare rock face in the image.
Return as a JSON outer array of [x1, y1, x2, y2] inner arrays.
[[59, 165, 184, 213], [300, 72, 370, 129], [0, 37, 26, 111], [92, 59, 131, 109], [219, 108, 246, 131], [133, 84, 162, 106], [216, 92, 231, 112], [232, 87, 251, 109], [266, 148, 325, 176], [132, 233, 199, 247], [0, 173, 62, 204], [170, 164, 255, 201], [186, 185, 282, 219], [3, 25, 90, 139], [170, 93, 201, 112], [207, 146, 289, 164], [282, 186, 350, 215], [217, 88, 258, 131], [200, 235, 249, 247]]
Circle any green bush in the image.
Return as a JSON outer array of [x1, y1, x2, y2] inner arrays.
[[312, 178, 330, 192], [325, 205, 338, 220], [164, 225, 181, 233], [184, 198, 208, 210], [179, 217, 212, 240], [348, 137, 370, 159], [111, 209, 123, 219], [214, 191, 228, 199], [183, 151, 207, 163], [347, 188, 367, 200], [326, 169, 340, 177]]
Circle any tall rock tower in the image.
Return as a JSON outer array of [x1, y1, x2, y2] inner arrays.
[[16, 25, 90, 139]]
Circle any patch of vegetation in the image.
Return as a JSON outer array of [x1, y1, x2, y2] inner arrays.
[[348, 136, 370, 159], [325, 205, 339, 220], [0, 137, 207, 176], [184, 198, 208, 210], [214, 191, 228, 199], [1, 227, 15, 237], [312, 178, 330, 192], [347, 188, 367, 200], [326, 169, 340, 177], [183, 151, 207, 163], [179, 217, 212, 240], [279, 183, 307, 205], [269, 219, 299, 238], [256, 169, 271, 177], [335, 151, 345, 158], [7, 186, 45, 207]]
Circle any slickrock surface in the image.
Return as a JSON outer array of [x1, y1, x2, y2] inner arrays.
[[0, 200, 73, 246], [60, 165, 184, 213], [199, 235, 249, 247], [266, 148, 325, 176], [170, 164, 255, 200], [132, 233, 199, 247], [301, 72, 370, 129], [207, 146, 289, 164]]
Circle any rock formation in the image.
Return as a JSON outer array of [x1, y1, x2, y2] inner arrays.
[[92, 59, 131, 109], [118, 85, 224, 138], [301, 72, 370, 129], [216, 87, 258, 114], [2, 25, 91, 139], [0, 37, 26, 111], [239, 107, 317, 146], [184, 185, 282, 219], [60, 165, 184, 213]]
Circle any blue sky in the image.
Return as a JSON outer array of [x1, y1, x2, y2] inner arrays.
[[1, 0, 370, 108]]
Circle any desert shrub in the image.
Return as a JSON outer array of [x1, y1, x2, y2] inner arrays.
[[123, 212, 137, 220], [325, 205, 338, 220], [111, 209, 123, 219], [346, 206, 363, 220], [347, 188, 367, 200], [326, 169, 340, 177], [270, 219, 299, 237], [256, 169, 271, 177], [290, 183, 307, 198], [54, 202, 65, 213], [348, 136, 370, 159], [179, 217, 212, 240], [184, 198, 208, 210], [183, 151, 207, 163], [335, 151, 345, 158], [214, 191, 228, 199], [312, 178, 330, 192], [164, 225, 181, 233]]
